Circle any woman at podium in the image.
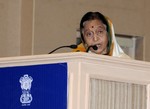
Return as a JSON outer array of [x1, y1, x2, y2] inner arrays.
[[74, 11, 130, 58]]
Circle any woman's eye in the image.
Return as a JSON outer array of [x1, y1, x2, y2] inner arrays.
[[97, 30, 104, 35], [98, 30, 103, 33], [86, 32, 93, 37]]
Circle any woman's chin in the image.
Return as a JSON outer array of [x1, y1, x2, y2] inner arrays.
[[91, 49, 103, 54]]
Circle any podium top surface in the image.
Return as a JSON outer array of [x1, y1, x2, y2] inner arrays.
[[0, 52, 149, 70]]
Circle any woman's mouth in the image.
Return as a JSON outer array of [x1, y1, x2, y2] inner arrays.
[[94, 44, 102, 49]]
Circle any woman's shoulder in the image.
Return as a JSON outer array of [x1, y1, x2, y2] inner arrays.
[[73, 43, 86, 52], [117, 53, 132, 59]]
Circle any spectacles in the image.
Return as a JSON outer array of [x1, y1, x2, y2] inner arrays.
[[83, 25, 107, 39]]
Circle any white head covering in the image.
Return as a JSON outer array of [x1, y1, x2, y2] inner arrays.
[[106, 17, 130, 58], [107, 18, 123, 56]]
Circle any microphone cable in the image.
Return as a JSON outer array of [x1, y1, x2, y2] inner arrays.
[[48, 44, 77, 54]]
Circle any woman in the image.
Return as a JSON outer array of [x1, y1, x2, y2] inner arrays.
[[75, 12, 130, 58]]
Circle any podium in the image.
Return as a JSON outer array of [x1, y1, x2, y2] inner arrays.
[[0, 52, 150, 109]]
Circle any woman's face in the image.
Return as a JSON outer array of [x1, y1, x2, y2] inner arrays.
[[82, 19, 108, 54]]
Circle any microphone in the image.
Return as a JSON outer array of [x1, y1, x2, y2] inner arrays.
[[48, 44, 77, 54], [86, 45, 98, 52]]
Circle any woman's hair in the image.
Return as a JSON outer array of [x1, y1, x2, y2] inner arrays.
[[80, 12, 111, 53]]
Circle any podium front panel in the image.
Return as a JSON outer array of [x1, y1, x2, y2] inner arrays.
[[0, 63, 67, 109]]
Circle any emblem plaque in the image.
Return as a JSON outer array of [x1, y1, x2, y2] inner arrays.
[[19, 74, 33, 106]]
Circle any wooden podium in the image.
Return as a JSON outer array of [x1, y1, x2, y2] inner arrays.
[[0, 52, 150, 109]]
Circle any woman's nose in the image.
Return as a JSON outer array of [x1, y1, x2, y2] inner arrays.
[[93, 34, 99, 41]]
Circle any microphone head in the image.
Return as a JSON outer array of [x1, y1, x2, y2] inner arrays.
[[70, 44, 78, 49], [92, 45, 98, 50]]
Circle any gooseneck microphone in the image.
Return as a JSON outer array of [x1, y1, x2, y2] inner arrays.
[[86, 45, 98, 52], [48, 44, 77, 54]]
